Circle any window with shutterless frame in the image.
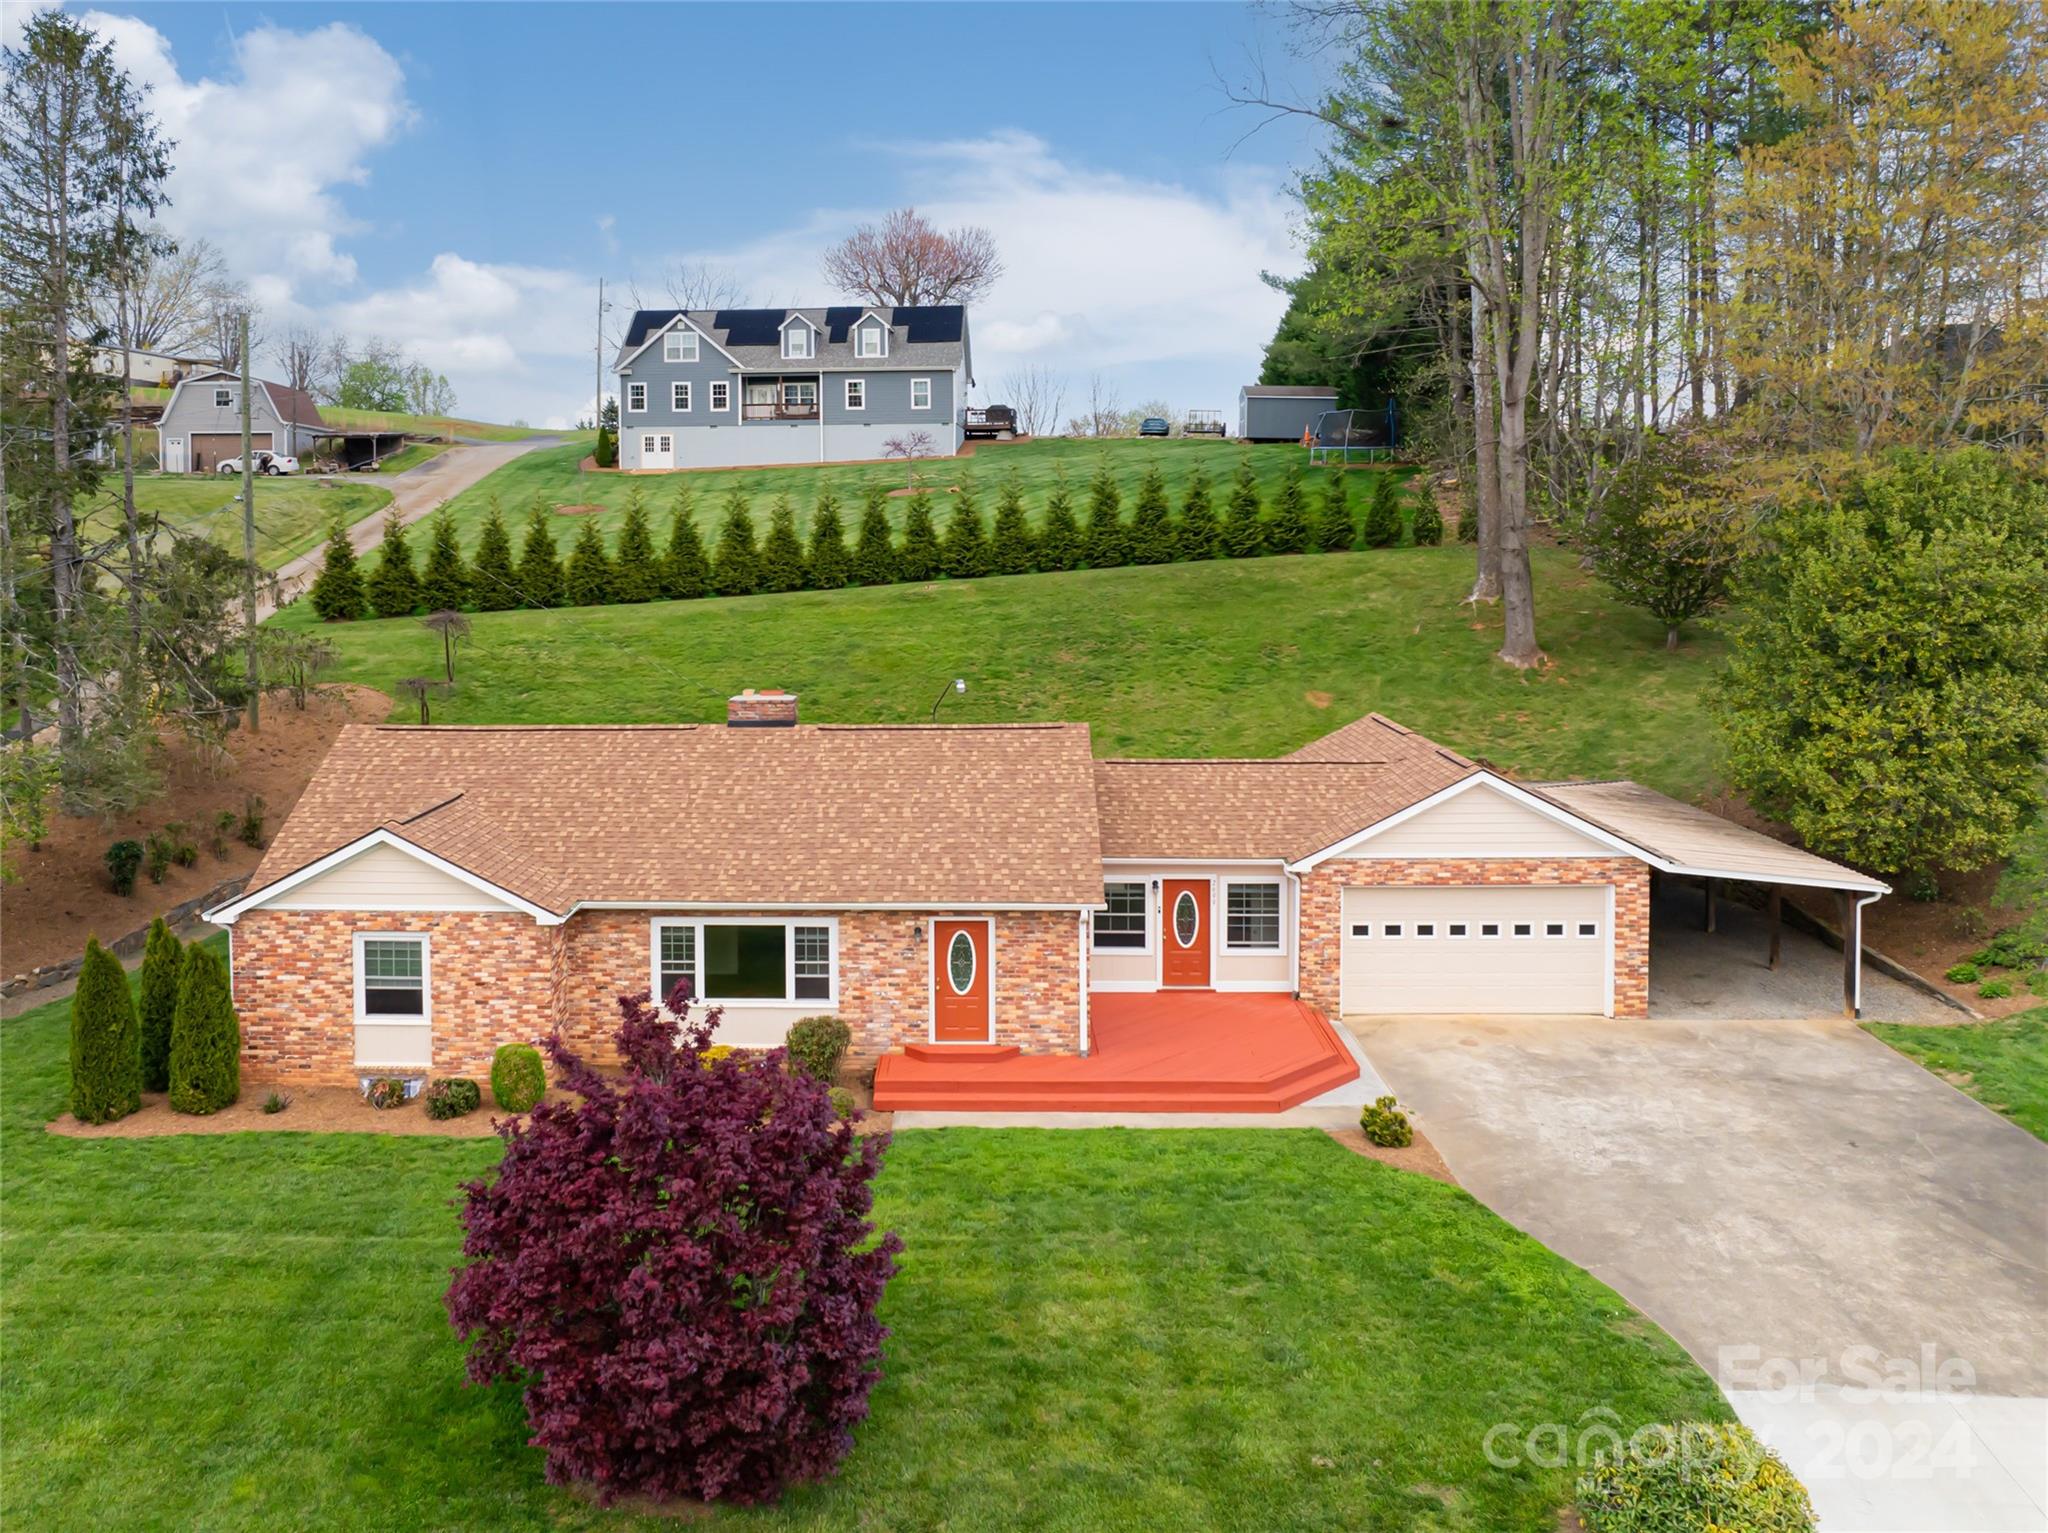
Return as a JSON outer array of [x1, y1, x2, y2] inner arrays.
[[355, 934, 427, 1019], [1224, 881, 1283, 950], [1095, 882, 1148, 949], [649, 918, 837, 1005]]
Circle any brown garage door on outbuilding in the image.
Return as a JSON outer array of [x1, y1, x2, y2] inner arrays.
[[190, 431, 269, 472]]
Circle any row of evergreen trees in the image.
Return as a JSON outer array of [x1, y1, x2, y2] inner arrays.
[[70, 920, 240, 1123], [310, 459, 1440, 621]]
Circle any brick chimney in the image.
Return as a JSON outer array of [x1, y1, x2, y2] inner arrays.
[[726, 688, 798, 728]]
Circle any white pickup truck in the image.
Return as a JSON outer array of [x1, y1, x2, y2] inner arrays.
[[215, 449, 299, 476]]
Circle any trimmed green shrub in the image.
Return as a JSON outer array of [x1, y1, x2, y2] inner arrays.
[[70, 937, 141, 1123], [662, 493, 710, 600], [168, 942, 240, 1115], [470, 497, 521, 611], [366, 1076, 409, 1110], [1128, 465, 1174, 564], [104, 839, 142, 894], [1221, 456, 1265, 558], [1978, 978, 2015, 999], [611, 489, 663, 603], [419, 507, 471, 612], [990, 474, 1034, 574], [309, 517, 368, 621], [593, 425, 616, 469], [564, 515, 615, 606], [1036, 471, 1082, 571], [1362, 473, 1403, 548], [828, 1086, 857, 1120], [425, 1076, 483, 1120], [851, 485, 898, 585], [897, 498, 942, 581], [786, 1014, 851, 1083], [1313, 468, 1354, 552], [516, 498, 565, 608], [138, 917, 184, 1093], [940, 481, 992, 578], [1359, 1095, 1413, 1148], [1177, 465, 1220, 560], [366, 510, 421, 617], [1576, 1421, 1814, 1532], [806, 491, 852, 589], [1082, 459, 1129, 568], [491, 1042, 547, 1112], [1266, 462, 1313, 554], [759, 494, 808, 593], [711, 494, 761, 595], [1410, 484, 1445, 546], [1974, 926, 2048, 970], [1945, 961, 1983, 984]]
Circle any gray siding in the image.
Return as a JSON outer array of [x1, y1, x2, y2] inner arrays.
[[616, 328, 738, 429], [159, 378, 321, 458], [1240, 392, 1335, 443], [821, 367, 954, 426]]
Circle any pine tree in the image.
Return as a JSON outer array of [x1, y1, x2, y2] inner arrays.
[[612, 490, 662, 602], [419, 508, 472, 611], [1267, 462, 1312, 554], [1313, 468, 1355, 552], [138, 917, 183, 1093], [1177, 466, 1220, 560], [661, 497, 710, 599], [851, 485, 899, 585], [711, 494, 760, 596], [1362, 472, 1404, 548], [806, 491, 852, 589], [758, 495, 807, 593], [367, 511, 422, 617], [897, 497, 942, 581], [168, 942, 239, 1115], [1410, 483, 1445, 546], [471, 497, 521, 610], [1221, 457, 1265, 558], [940, 481, 991, 579], [309, 517, 368, 621], [989, 473, 1034, 574], [564, 516, 616, 605], [516, 498, 565, 608], [70, 937, 141, 1123], [1082, 460, 1130, 568], [1128, 465, 1174, 564], [1036, 470, 1082, 571]]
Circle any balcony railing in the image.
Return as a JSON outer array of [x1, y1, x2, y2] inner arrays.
[[742, 401, 818, 421]]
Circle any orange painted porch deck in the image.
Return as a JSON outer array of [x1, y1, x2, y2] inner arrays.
[[870, 992, 1358, 1113]]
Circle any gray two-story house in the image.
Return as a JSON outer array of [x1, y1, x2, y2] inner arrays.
[[611, 305, 973, 470], [157, 368, 329, 473]]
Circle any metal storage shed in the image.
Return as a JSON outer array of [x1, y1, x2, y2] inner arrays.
[[1238, 384, 1338, 443]]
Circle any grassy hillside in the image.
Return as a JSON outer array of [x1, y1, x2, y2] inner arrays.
[[275, 542, 1727, 795], [89, 476, 392, 571], [315, 407, 550, 443]]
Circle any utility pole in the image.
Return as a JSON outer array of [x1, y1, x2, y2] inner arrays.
[[240, 310, 259, 733], [594, 276, 605, 431]]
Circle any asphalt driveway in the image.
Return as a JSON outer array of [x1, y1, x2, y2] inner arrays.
[[1356, 1012, 2048, 1531]]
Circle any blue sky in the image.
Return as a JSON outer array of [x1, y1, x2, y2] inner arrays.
[[30, 3, 1331, 426]]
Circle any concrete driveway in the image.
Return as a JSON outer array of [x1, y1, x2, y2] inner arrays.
[[1355, 1012, 2048, 1531]]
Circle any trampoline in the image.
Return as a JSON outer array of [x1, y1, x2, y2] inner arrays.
[[1306, 402, 1399, 465]]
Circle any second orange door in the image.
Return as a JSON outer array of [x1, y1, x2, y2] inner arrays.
[[1161, 879, 1211, 988]]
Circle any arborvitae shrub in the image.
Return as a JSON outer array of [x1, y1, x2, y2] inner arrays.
[[1036, 471, 1082, 571], [1267, 462, 1312, 554], [1410, 483, 1445, 545], [663, 494, 710, 600], [593, 426, 616, 469], [851, 485, 898, 585], [1221, 458, 1265, 558], [490, 1042, 547, 1111], [805, 493, 851, 589], [309, 517, 368, 620], [1177, 466, 1220, 560], [1362, 473, 1403, 548], [471, 498, 522, 611], [70, 937, 141, 1123], [564, 516, 616, 606], [425, 1076, 482, 1120], [711, 494, 760, 595], [1313, 468, 1355, 552], [990, 474, 1034, 573], [940, 482, 991, 578], [1082, 460, 1130, 568], [517, 499, 565, 607], [758, 496, 808, 593], [138, 917, 184, 1093], [420, 508, 472, 612], [367, 511, 421, 617], [1128, 465, 1174, 564], [168, 942, 239, 1115], [612, 490, 663, 602], [897, 498, 942, 581]]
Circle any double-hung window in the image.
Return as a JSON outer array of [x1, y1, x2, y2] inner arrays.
[[626, 381, 647, 412], [783, 324, 813, 360], [709, 380, 730, 411], [663, 329, 698, 363], [650, 919, 836, 1006], [911, 377, 932, 410], [1095, 882, 1149, 950], [856, 323, 884, 358], [355, 935, 427, 1018], [673, 381, 692, 411], [213, 387, 234, 408], [657, 924, 696, 1004], [845, 378, 866, 411], [1223, 881, 1283, 951]]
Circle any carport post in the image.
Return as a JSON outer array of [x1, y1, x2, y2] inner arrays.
[[1703, 877, 1716, 933], [1835, 890, 1857, 1018], [1766, 888, 1782, 970]]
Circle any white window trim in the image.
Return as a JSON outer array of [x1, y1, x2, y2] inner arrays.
[[626, 381, 648, 413], [780, 315, 817, 360], [1092, 880, 1153, 956], [353, 931, 431, 1026], [213, 388, 234, 408], [844, 378, 866, 412], [657, 434, 673, 454], [648, 916, 840, 1009], [673, 381, 691, 411], [1221, 877, 1287, 953], [664, 329, 699, 363], [856, 322, 886, 358], [709, 380, 730, 411], [911, 376, 932, 411], [926, 916, 996, 1045]]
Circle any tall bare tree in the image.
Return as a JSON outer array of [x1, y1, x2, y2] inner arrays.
[[89, 234, 224, 356], [1002, 364, 1067, 437], [271, 322, 328, 397], [822, 207, 1003, 307], [662, 261, 748, 310]]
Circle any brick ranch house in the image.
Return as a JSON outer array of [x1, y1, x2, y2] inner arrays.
[[206, 692, 1887, 1091]]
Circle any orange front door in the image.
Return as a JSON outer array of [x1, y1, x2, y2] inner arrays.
[[932, 919, 992, 1041], [1161, 879, 1211, 988]]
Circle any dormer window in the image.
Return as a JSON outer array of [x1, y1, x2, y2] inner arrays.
[[663, 328, 698, 363], [855, 320, 886, 358], [781, 317, 815, 360]]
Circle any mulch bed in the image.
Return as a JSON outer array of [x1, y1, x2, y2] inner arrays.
[[885, 484, 959, 498], [1324, 1125, 1458, 1186], [553, 502, 608, 515]]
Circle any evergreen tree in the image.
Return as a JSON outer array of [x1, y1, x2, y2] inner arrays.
[[419, 508, 472, 611], [851, 484, 898, 585], [1177, 466, 1220, 560], [990, 473, 1034, 574], [1267, 462, 1313, 554], [612, 490, 663, 602], [1036, 470, 1082, 571], [366, 511, 422, 617], [1362, 472, 1404, 548], [897, 497, 942, 581], [138, 917, 183, 1093], [1410, 483, 1445, 546], [309, 517, 368, 621], [806, 491, 852, 589], [70, 937, 141, 1123], [940, 481, 992, 579], [168, 942, 239, 1115], [1221, 457, 1266, 558], [564, 516, 616, 605], [516, 498, 565, 607], [1128, 465, 1174, 564], [711, 494, 761, 596], [1082, 460, 1130, 568], [661, 497, 710, 600], [471, 497, 522, 610], [758, 495, 807, 593], [1313, 467, 1355, 552]]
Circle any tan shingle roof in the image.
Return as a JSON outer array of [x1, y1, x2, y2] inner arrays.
[[245, 722, 1104, 910], [1286, 711, 1475, 769]]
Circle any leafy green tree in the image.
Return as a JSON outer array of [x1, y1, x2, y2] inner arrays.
[[1586, 438, 1743, 647], [851, 484, 899, 585], [1362, 473, 1403, 548], [138, 917, 183, 1093], [335, 356, 408, 412], [611, 490, 663, 602], [897, 498, 942, 581], [940, 481, 992, 579], [661, 496, 710, 600], [1221, 457, 1265, 558], [758, 495, 807, 593], [564, 517, 615, 606], [1267, 462, 1312, 553], [1177, 466, 1220, 560], [806, 491, 852, 589], [1718, 449, 2048, 880], [1082, 460, 1130, 568], [711, 494, 760, 596], [1036, 471, 1082, 571], [1410, 486, 1445, 546], [1313, 468, 1355, 552], [70, 937, 140, 1123], [309, 517, 368, 621], [990, 473, 1034, 574], [470, 497, 521, 611], [168, 941, 239, 1115], [516, 499, 564, 608], [1128, 466, 1174, 564], [366, 511, 421, 617], [419, 508, 471, 612]]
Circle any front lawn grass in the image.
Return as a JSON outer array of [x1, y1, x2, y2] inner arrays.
[[3, 954, 1725, 1531], [1864, 1008, 2048, 1140], [276, 541, 1727, 795], [87, 474, 393, 571]]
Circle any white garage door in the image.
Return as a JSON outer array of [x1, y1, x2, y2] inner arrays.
[[1339, 885, 1610, 1016]]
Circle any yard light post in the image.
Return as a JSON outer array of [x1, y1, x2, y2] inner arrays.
[[929, 676, 967, 723]]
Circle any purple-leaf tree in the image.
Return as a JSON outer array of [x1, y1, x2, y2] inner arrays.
[[445, 983, 901, 1505]]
